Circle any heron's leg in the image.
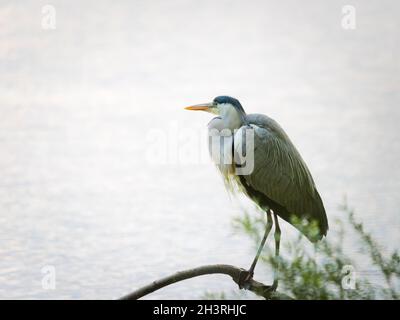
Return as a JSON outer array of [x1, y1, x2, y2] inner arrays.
[[270, 211, 281, 291], [249, 209, 273, 274], [239, 209, 273, 288]]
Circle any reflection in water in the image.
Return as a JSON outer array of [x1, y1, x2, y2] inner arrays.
[[0, 0, 399, 299]]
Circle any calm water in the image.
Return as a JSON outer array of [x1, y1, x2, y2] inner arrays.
[[0, 0, 399, 299]]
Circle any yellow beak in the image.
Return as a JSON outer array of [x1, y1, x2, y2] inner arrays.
[[184, 103, 213, 112]]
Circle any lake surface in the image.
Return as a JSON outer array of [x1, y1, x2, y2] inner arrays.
[[0, 0, 399, 299]]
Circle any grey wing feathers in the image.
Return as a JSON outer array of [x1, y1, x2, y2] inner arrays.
[[235, 114, 328, 241]]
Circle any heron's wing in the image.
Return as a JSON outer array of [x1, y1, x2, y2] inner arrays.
[[234, 114, 328, 241]]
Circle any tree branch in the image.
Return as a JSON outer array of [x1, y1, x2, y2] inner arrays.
[[120, 264, 292, 300]]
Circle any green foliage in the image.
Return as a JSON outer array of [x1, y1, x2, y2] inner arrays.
[[221, 201, 399, 299], [202, 291, 228, 300]]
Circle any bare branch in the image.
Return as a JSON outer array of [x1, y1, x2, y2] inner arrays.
[[120, 264, 292, 300]]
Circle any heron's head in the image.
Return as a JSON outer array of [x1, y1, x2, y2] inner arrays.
[[185, 96, 246, 128]]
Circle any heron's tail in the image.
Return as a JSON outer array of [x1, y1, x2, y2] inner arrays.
[[315, 190, 328, 237], [304, 190, 328, 242]]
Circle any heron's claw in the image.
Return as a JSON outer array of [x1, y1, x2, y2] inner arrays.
[[270, 279, 278, 292], [262, 280, 278, 296], [238, 269, 254, 290]]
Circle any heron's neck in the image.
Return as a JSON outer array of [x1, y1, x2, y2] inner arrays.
[[219, 104, 244, 130]]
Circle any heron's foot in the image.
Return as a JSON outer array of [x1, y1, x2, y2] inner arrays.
[[262, 279, 278, 295], [238, 269, 254, 290]]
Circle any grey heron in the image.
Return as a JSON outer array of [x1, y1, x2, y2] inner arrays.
[[185, 96, 328, 291]]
